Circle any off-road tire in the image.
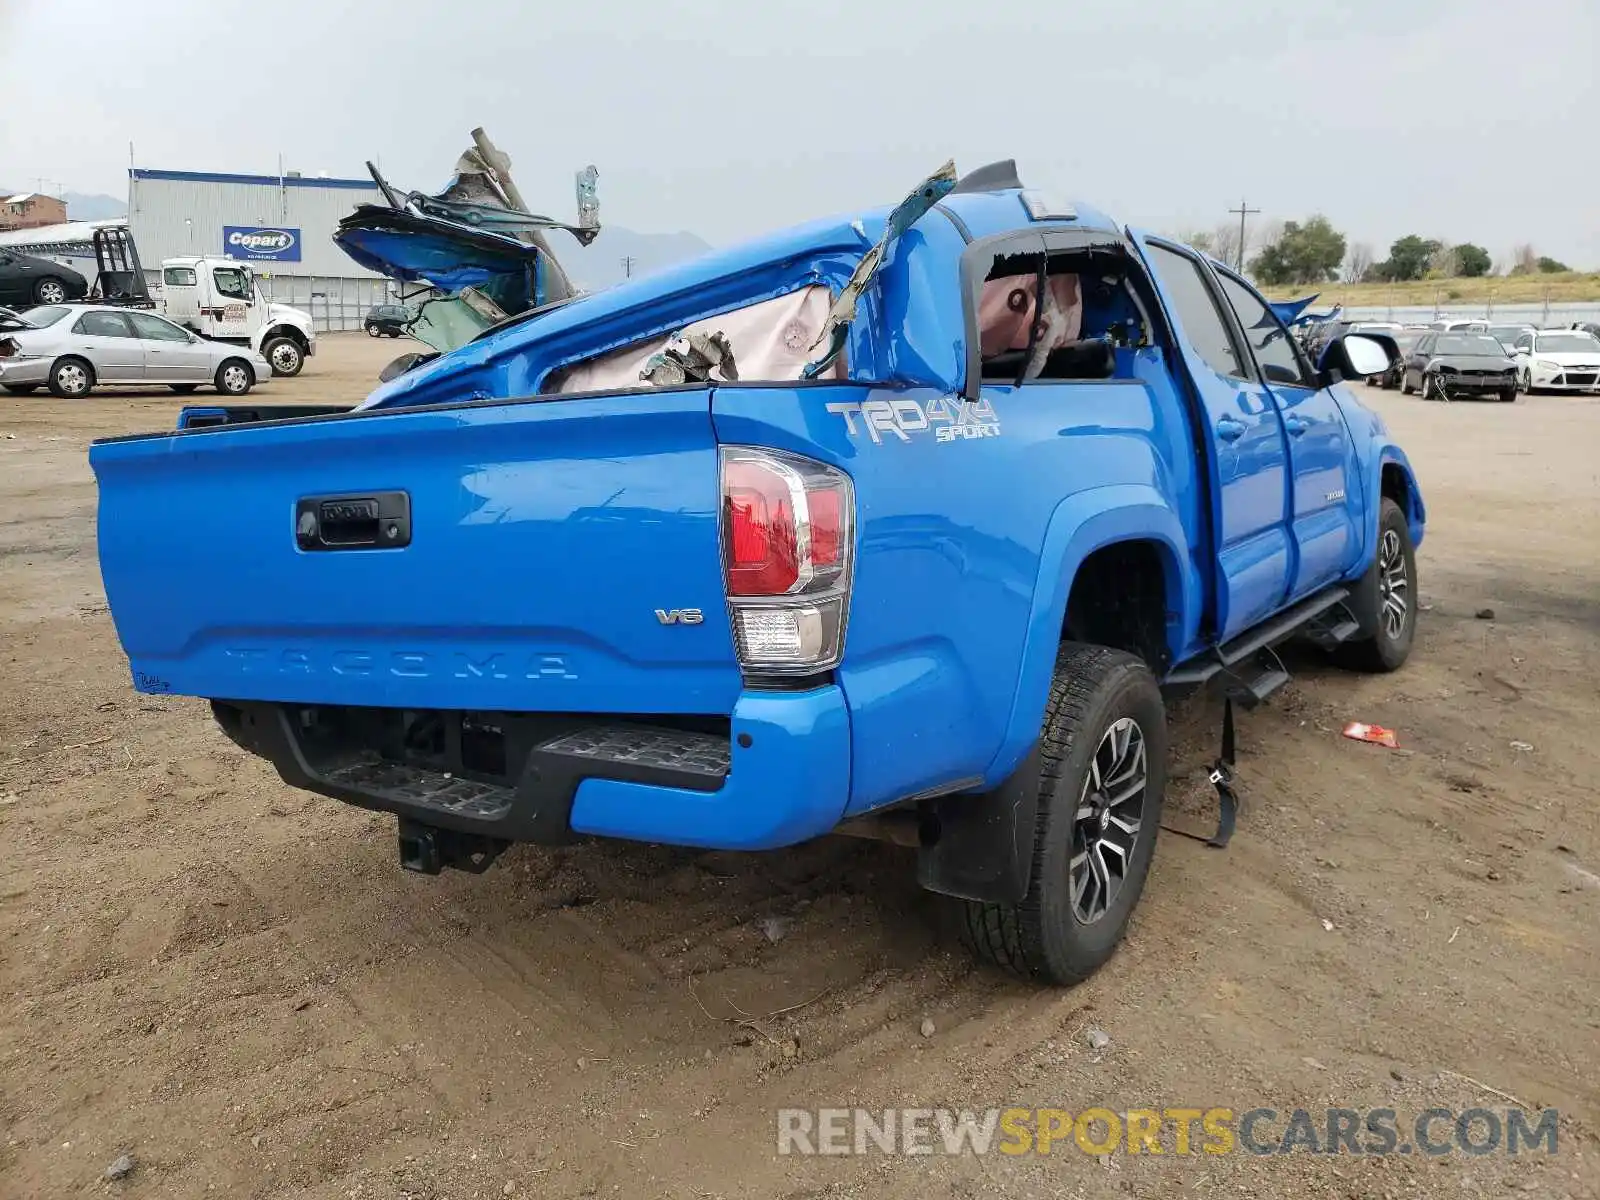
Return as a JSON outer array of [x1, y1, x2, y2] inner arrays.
[[48, 356, 93, 398], [1334, 497, 1418, 673], [955, 643, 1166, 985]]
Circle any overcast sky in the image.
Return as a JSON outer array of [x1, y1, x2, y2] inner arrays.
[[2, 0, 1595, 268]]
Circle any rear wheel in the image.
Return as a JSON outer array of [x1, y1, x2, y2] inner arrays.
[[955, 644, 1166, 985], [262, 335, 304, 377], [33, 276, 68, 305], [1334, 497, 1417, 673], [215, 359, 254, 396], [1399, 369, 1414, 395], [48, 357, 93, 398]]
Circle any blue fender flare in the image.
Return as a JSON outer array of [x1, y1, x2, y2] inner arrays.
[[982, 485, 1197, 785], [1349, 443, 1426, 579]]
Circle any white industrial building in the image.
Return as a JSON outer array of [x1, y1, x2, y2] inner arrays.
[[128, 168, 392, 330]]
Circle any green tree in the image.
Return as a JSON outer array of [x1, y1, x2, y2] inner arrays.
[[1537, 256, 1570, 274], [1375, 235, 1442, 282], [1454, 243, 1491, 277], [1248, 215, 1347, 286]]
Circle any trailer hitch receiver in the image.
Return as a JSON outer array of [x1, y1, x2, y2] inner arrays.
[[397, 819, 509, 875]]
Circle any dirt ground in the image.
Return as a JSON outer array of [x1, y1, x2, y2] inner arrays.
[[2, 334, 1597, 1200]]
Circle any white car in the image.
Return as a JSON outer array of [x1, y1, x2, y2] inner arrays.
[[0, 304, 273, 398], [1507, 329, 1600, 394]]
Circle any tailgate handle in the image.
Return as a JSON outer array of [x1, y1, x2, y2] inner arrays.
[[296, 491, 411, 551]]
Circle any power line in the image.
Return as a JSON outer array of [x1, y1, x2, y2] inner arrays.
[[1228, 198, 1260, 270], [620, 255, 637, 279]]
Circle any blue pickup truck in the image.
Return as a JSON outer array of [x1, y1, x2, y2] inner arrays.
[[90, 161, 1424, 985]]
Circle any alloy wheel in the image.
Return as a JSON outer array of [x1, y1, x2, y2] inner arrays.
[[1069, 717, 1147, 925], [37, 280, 66, 304], [222, 365, 250, 393], [1378, 528, 1408, 640]]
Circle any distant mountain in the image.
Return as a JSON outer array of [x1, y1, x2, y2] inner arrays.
[[63, 192, 127, 221], [567, 227, 713, 291]]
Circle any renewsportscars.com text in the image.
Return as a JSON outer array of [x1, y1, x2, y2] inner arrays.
[[776, 1106, 1559, 1158]]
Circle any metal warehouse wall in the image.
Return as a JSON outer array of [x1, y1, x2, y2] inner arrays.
[[128, 169, 383, 278]]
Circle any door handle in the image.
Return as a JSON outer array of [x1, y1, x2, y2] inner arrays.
[[1215, 416, 1247, 443], [295, 491, 411, 551], [1283, 414, 1309, 436]]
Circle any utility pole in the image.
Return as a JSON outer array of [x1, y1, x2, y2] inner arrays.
[[1228, 198, 1260, 270], [620, 256, 636, 279]]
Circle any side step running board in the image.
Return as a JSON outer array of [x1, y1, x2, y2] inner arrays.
[[1164, 585, 1350, 691], [1158, 586, 1360, 849]]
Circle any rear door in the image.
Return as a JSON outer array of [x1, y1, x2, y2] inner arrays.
[[128, 311, 211, 382], [70, 310, 146, 381], [90, 389, 742, 714], [1128, 232, 1293, 641], [1212, 266, 1357, 598]]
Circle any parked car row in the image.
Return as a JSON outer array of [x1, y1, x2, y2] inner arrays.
[[1358, 319, 1600, 399]]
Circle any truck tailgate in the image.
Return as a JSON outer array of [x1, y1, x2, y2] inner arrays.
[[90, 392, 742, 713]]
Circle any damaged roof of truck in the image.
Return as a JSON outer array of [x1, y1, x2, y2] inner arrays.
[[358, 161, 1119, 410]]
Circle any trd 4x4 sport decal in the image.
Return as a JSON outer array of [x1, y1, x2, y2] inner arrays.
[[826, 395, 1000, 445]]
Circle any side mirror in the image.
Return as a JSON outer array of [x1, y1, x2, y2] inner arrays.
[[1318, 332, 1396, 383], [379, 351, 438, 383]]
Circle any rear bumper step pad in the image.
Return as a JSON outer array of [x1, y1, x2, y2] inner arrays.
[[213, 701, 729, 845]]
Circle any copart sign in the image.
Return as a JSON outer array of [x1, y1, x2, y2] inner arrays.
[[222, 226, 301, 262]]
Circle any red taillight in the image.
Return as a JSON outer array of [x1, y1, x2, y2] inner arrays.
[[724, 458, 800, 595], [719, 447, 854, 673], [807, 487, 842, 566]]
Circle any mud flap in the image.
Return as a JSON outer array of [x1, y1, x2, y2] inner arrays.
[[1161, 697, 1237, 849], [915, 746, 1041, 903]]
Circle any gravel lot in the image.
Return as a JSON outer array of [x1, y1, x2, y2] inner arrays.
[[2, 334, 1596, 1199]]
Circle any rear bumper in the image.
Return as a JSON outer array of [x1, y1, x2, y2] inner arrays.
[[0, 358, 50, 386], [217, 686, 852, 852]]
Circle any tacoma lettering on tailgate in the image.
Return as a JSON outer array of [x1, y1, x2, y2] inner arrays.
[[222, 648, 578, 680]]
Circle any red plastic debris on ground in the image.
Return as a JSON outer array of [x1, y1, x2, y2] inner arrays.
[[1343, 722, 1398, 748]]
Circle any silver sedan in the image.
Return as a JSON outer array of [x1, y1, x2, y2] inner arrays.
[[0, 303, 273, 398]]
